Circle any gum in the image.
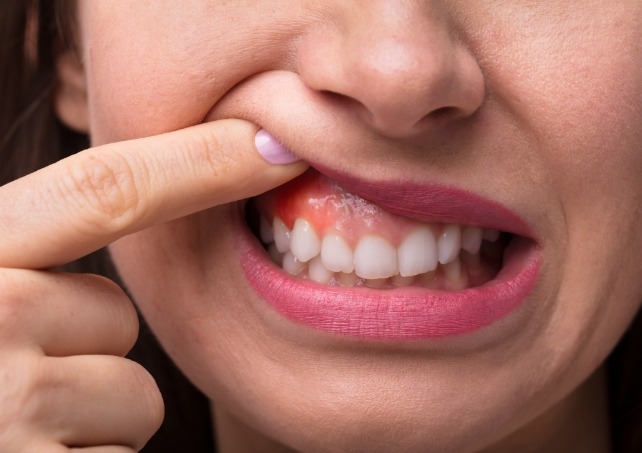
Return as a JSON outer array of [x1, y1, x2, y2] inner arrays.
[[253, 170, 442, 247]]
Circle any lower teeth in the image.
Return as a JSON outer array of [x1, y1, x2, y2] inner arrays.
[[263, 244, 503, 290]]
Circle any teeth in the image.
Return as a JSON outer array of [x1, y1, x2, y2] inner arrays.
[[282, 251, 306, 276], [392, 274, 415, 287], [442, 258, 468, 290], [321, 234, 354, 273], [366, 278, 388, 289], [260, 215, 501, 289], [267, 243, 283, 265], [308, 255, 334, 284], [418, 269, 438, 286], [260, 216, 274, 244], [438, 224, 461, 264], [337, 272, 358, 286], [354, 234, 398, 279], [273, 217, 292, 253], [397, 226, 438, 277], [460, 250, 481, 268], [290, 218, 321, 262], [461, 227, 483, 255], [442, 257, 462, 282], [482, 228, 500, 242]]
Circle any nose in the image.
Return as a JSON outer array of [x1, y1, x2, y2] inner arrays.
[[297, 2, 485, 138]]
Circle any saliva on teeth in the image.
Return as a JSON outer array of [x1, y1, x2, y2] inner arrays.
[[260, 215, 503, 290]]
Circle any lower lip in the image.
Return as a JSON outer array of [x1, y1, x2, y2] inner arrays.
[[236, 216, 541, 340]]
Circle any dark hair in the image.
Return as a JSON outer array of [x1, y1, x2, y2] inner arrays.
[[1, 1, 641, 452], [609, 311, 642, 450]]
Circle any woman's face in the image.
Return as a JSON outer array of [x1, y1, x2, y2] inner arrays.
[[71, 1, 642, 451]]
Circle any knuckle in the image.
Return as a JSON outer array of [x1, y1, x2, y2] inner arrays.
[[57, 151, 147, 235], [180, 128, 233, 179], [0, 353, 48, 428], [0, 270, 32, 338]]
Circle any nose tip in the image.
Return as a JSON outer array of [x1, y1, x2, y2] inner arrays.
[[297, 6, 485, 138]]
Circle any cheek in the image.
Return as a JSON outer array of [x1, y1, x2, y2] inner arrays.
[[84, 46, 228, 144], [545, 39, 642, 336], [474, 3, 642, 187], [549, 60, 642, 380], [78, 1, 308, 147], [469, 4, 642, 387], [487, 5, 642, 280], [79, 3, 272, 145]]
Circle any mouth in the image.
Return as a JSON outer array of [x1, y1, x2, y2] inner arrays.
[[237, 168, 541, 340]]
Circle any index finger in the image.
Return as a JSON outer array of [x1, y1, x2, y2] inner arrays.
[[0, 120, 306, 269]]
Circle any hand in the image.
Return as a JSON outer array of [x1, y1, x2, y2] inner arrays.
[[0, 120, 306, 452]]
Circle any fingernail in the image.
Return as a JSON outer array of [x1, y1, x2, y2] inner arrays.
[[255, 129, 300, 164]]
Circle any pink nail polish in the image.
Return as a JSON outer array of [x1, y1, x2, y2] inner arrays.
[[255, 129, 299, 164]]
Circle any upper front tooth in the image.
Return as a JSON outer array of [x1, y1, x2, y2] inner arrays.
[[354, 234, 397, 280], [438, 224, 461, 264], [461, 227, 483, 255], [321, 234, 354, 273], [290, 218, 321, 262], [273, 217, 291, 253], [397, 226, 438, 277]]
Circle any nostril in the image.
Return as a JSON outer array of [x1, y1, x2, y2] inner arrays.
[[318, 88, 472, 138], [296, 5, 486, 139], [318, 89, 363, 113], [410, 106, 468, 134], [423, 106, 464, 125], [430, 106, 458, 119]]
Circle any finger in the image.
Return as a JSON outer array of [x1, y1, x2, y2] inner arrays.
[[69, 447, 136, 453], [35, 355, 163, 451], [0, 119, 307, 269], [37, 445, 136, 453], [0, 269, 138, 357]]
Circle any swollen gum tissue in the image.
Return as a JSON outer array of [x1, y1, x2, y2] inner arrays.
[[255, 170, 435, 248]]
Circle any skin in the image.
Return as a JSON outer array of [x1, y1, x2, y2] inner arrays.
[[2, 0, 642, 452]]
